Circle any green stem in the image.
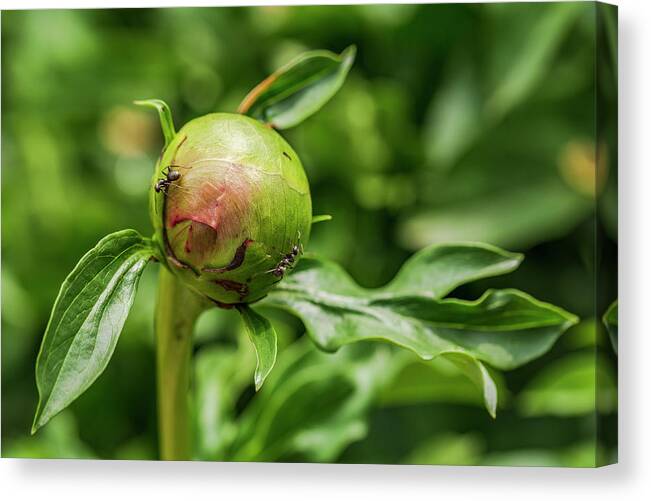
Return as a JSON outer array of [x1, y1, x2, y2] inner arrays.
[[154, 266, 206, 460]]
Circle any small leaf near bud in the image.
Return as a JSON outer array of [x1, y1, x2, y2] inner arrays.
[[134, 99, 176, 148]]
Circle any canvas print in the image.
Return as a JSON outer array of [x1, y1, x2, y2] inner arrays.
[[1, 2, 617, 466]]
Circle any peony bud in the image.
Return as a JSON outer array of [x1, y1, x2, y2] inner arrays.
[[150, 113, 311, 305]]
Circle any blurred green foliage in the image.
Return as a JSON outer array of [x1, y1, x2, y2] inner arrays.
[[1, 3, 617, 465]]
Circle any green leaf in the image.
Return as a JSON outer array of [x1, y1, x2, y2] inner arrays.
[[603, 300, 618, 354], [384, 242, 522, 299], [5, 411, 94, 460], [263, 247, 577, 405], [402, 432, 483, 466], [311, 214, 333, 224], [423, 59, 482, 171], [399, 180, 591, 251], [194, 343, 255, 459], [32, 230, 155, 433], [268, 267, 575, 368], [133, 98, 176, 148], [379, 353, 509, 415], [422, 3, 584, 172], [443, 353, 498, 418], [230, 339, 393, 462], [237, 305, 278, 390], [485, 2, 584, 120], [238, 45, 356, 129], [518, 352, 617, 417], [482, 441, 602, 468], [482, 450, 563, 468]]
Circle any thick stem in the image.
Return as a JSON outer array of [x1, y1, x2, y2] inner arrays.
[[154, 266, 206, 460]]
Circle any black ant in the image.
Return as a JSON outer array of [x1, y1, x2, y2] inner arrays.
[[155, 165, 182, 193], [269, 241, 303, 278], [247, 234, 303, 283], [155, 135, 187, 194]]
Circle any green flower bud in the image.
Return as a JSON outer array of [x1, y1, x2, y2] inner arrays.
[[150, 113, 311, 305]]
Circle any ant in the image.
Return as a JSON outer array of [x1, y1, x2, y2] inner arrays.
[[155, 165, 182, 193], [155, 135, 187, 194], [270, 245, 300, 278], [269, 237, 303, 278]]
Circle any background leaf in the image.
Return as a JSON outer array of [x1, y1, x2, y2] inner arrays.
[[423, 58, 482, 171], [32, 230, 154, 432], [518, 352, 617, 417], [399, 181, 592, 251], [237, 305, 278, 390], [402, 432, 483, 466], [238, 45, 356, 129], [5, 411, 94, 459], [603, 300, 618, 354], [485, 2, 583, 120], [229, 338, 394, 462], [193, 342, 254, 459]]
